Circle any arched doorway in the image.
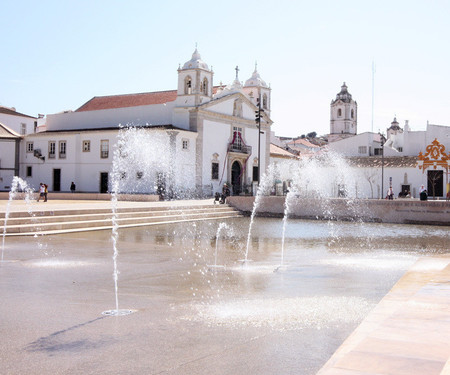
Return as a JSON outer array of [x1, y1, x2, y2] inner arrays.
[[231, 161, 242, 195]]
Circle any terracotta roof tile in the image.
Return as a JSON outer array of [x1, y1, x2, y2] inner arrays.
[[76, 86, 221, 112], [288, 138, 320, 148], [347, 156, 418, 168], [270, 143, 298, 159], [76, 90, 178, 112]]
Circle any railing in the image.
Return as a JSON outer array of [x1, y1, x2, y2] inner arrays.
[[227, 144, 252, 154]]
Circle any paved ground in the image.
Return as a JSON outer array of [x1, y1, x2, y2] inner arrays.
[[317, 256, 450, 375], [1, 197, 449, 374], [0, 198, 216, 214]]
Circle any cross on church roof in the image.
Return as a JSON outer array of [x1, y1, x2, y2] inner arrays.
[[235, 65, 239, 80]]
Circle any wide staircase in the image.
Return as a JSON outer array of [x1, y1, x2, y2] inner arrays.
[[0, 204, 242, 236]]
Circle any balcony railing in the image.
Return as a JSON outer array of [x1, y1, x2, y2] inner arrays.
[[228, 144, 252, 154]]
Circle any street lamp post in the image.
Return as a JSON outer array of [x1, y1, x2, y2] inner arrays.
[[255, 96, 264, 187], [379, 132, 385, 198]]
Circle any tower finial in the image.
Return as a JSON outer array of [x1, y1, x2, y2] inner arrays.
[[255, 61, 258, 72], [235, 65, 240, 80]]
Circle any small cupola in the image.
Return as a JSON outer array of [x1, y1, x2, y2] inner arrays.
[[181, 48, 210, 71], [244, 64, 269, 88], [387, 116, 402, 136], [334, 82, 353, 103], [242, 63, 271, 112]]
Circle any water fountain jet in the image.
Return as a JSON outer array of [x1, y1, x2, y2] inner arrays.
[[2, 176, 34, 262]]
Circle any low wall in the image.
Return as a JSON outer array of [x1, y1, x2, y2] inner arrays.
[[0, 192, 160, 202], [228, 196, 450, 226]]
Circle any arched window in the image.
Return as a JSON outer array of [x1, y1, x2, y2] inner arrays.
[[262, 93, 268, 109], [337, 108, 342, 117], [351, 109, 354, 119], [202, 77, 208, 95], [185, 76, 192, 94]]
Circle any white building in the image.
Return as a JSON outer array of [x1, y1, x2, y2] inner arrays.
[[0, 107, 38, 191], [0, 106, 37, 136], [0, 123, 21, 191], [328, 116, 450, 199], [18, 49, 273, 196]]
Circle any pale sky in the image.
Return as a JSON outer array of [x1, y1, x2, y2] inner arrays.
[[2, 0, 449, 137]]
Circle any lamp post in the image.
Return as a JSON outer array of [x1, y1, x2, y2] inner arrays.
[[379, 132, 385, 198], [255, 96, 264, 187]]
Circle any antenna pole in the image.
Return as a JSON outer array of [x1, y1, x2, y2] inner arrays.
[[371, 60, 375, 133]]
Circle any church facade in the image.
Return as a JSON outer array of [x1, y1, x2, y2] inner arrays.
[[17, 49, 272, 196]]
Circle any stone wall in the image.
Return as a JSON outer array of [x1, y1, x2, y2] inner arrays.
[[228, 196, 450, 226]]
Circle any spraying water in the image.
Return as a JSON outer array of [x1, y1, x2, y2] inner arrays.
[[275, 151, 370, 268], [208, 222, 231, 270], [102, 126, 194, 316], [243, 164, 278, 265], [2, 177, 34, 262]]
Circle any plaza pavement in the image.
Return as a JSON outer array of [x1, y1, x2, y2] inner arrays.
[[317, 256, 450, 375], [0, 197, 216, 214], [1, 196, 449, 374]]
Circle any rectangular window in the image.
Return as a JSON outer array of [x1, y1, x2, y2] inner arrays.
[[397, 147, 403, 152], [83, 140, 91, 152], [26, 166, 32, 177], [21, 123, 27, 135], [358, 146, 367, 154], [232, 126, 243, 149], [26, 142, 34, 153], [48, 141, 56, 158], [211, 162, 219, 180], [100, 140, 109, 159], [59, 141, 66, 158], [182, 139, 189, 150], [253, 166, 259, 182], [374, 148, 382, 156]]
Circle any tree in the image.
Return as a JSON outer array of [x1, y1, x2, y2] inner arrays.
[[307, 131, 317, 138], [427, 170, 443, 199], [363, 168, 378, 198]]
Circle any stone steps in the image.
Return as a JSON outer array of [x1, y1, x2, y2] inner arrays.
[[1, 204, 242, 236]]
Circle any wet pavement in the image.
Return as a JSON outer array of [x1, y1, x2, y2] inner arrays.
[[0, 215, 449, 374]]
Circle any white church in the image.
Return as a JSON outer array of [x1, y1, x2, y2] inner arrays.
[[2, 49, 273, 197]]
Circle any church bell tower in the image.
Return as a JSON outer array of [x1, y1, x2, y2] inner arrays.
[[176, 48, 213, 108], [329, 82, 357, 142]]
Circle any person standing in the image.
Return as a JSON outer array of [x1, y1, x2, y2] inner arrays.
[[387, 187, 394, 200], [419, 185, 428, 201], [70, 181, 76, 193], [44, 184, 48, 202], [37, 183, 45, 202]]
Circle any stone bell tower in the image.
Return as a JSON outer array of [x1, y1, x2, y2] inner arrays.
[[329, 82, 357, 142]]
